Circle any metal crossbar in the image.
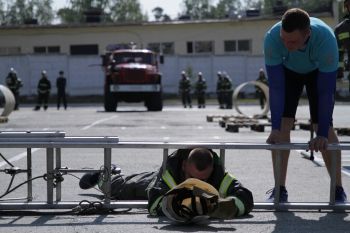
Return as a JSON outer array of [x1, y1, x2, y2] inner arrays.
[[0, 132, 349, 211]]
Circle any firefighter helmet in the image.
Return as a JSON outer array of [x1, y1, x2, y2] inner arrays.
[[161, 178, 219, 223]]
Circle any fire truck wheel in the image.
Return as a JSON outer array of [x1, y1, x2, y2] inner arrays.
[[104, 91, 117, 112], [146, 92, 163, 111]]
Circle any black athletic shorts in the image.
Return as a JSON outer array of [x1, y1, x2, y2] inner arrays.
[[282, 67, 333, 125]]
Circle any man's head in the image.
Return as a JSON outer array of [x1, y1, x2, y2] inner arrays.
[[344, 0, 350, 14], [181, 71, 186, 78], [259, 68, 264, 75], [280, 8, 311, 51], [182, 148, 214, 181]]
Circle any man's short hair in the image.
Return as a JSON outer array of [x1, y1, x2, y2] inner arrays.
[[282, 8, 310, 33], [187, 148, 213, 171]]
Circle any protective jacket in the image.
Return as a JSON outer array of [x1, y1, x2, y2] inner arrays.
[[6, 73, 22, 93], [179, 77, 191, 93], [37, 77, 51, 94], [334, 16, 350, 77], [195, 78, 207, 95], [147, 149, 254, 217]]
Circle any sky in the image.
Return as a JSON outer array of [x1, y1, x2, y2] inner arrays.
[[52, 0, 186, 20]]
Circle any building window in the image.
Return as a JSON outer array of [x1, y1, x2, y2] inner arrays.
[[161, 42, 174, 55], [224, 39, 251, 53], [187, 41, 214, 54], [48, 46, 60, 53], [238, 40, 251, 52], [70, 44, 98, 55], [147, 42, 174, 55], [195, 41, 214, 53], [224, 40, 236, 52], [34, 46, 46, 54], [187, 42, 193, 54], [34, 46, 61, 54], [0, 47, 21, 55]]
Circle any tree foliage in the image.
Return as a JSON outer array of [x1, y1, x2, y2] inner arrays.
[[58, 0, 145, 23], [152, 7, 171, 21], [179, 0, 333, 19], [0, 0, 335, 25], [110, 0, 144, 22], [0, 0, 54, 25]]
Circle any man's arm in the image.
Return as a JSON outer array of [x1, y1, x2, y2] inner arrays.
[[266, 64, 285, 131], [147, 171, 171, 216], [264, 30, 285, 131], [316, 71, 336, 138], [221, 173, 254, 217]]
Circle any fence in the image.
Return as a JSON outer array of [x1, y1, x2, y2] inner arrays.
[[0, 131, 349, 211]]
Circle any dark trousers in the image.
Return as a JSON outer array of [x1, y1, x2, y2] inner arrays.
[[10, 90, 20, 110], [217, 92, 225, 108], [36, 93, 49, 109], [57, 90, 67, 109], [224, 91, 233, 109], [197, 93, 205, 107], [110, 171, 157, 200], [181, 92, 192, 107]]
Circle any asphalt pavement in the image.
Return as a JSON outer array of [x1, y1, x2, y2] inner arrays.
[[0, 100, 349, 233]]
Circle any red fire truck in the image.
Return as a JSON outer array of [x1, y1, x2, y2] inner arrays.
[[102, 44, 163, 111]]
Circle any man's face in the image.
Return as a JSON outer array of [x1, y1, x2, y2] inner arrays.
[[345, 1, 350, 14], [280, 29, 310, 51], [183, 161, 213, 181]]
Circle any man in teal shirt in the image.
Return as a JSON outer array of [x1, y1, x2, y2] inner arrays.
[[264, 8, 347, 203]]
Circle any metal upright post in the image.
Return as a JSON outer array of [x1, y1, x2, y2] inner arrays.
[[274, 150, 282, 206], [55, 148, 62, 202], [46, 148, 54, 204], [104, 148, 112, 205], [220, 149, 225, 168], [26, 148, 33, 201], [329, 150, 337, 205]]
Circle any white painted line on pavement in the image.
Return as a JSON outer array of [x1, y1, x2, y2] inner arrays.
[[0, 128, 51, 167], [81, 116, 118, 130], [0, 148, 41, 168]]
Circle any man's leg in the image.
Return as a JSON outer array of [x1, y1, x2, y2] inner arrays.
[[314, 125, 342, 186], [98, 171, 157, 200], [271, 117, 294, 186]]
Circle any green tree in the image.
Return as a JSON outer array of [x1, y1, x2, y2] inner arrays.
[[213, 0, 242, 19], [2, 0, 54, 25], [180, 0, 215, 20], [0, 1, 6, 24], [58, 0, 112, 23], [152, 6, 172, 21], [152, 7, 163, 21], [110, 0, 144, 22]]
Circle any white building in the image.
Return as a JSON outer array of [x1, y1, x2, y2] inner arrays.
[[0, 10, 337, 96]]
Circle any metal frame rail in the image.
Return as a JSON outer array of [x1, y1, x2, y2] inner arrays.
[[0, 134, 349, 211]]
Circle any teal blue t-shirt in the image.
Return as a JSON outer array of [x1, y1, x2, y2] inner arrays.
[[264, 17, 338, 73]]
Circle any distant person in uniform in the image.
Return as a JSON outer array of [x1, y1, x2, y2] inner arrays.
[[56, 70, 67, 110], [34, 70, 51, 111], [255, 68, 268, 109], [195, 72, 207, 108], [335, 0, 350, 92], [5, 67, 23, 110], [216, 71, 225, 109], [222, 71, 233, 109], [179, 71, 192, 108]]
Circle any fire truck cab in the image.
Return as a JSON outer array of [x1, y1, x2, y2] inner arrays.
[[102, 44, 163, 111]]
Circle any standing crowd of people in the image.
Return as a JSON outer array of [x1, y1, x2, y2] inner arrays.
[[4, 68, 67, 111], [178, 70, 237, 109]]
